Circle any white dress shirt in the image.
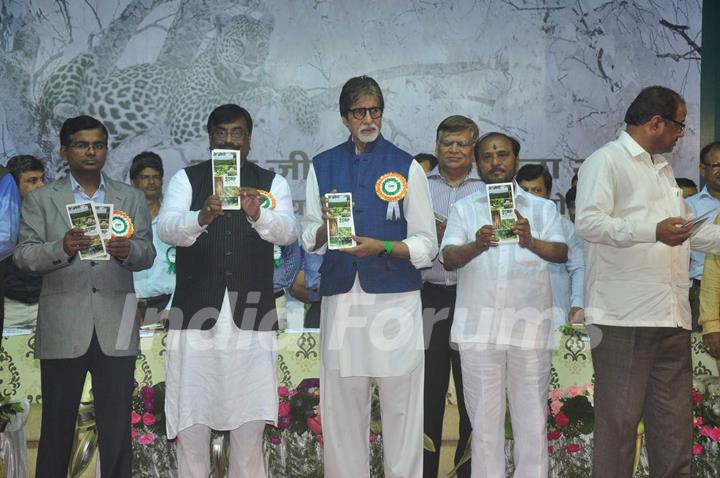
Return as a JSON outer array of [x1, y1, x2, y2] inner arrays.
[[157, 166, 296, 438], [441, 185, 566, 349], [575, 131, 720, 329], [302, 160, 437, 377]]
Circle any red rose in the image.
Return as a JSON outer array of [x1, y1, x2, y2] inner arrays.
[[547, 446, 553, 454], [278, 402, 291, 417], [565, 443, 581, 453], [554, 412, 570, 427], [142, 412, 156, 426], [693, 443, 703, 455], [547, 429, 562, 440]]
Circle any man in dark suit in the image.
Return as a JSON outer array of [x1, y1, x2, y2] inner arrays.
[[14, 115, 155, 478]]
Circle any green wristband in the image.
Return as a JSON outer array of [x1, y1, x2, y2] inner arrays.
[[383, 240, 393, 256]]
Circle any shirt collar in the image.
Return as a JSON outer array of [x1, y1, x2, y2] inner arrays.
[[618, 130, 669, 169], [69, 173, 106, 197], [427, 165, 482, 182]]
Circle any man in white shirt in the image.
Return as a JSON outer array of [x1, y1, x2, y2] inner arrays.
[[516, 163, 584, 326], [442, 132, 567, 477], [129, 152, 175, 323], [302, 76, 436, 478], [575, 86, 720, 478], [157, 104, 296, 477]]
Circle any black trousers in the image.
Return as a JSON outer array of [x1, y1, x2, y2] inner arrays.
[[36, 331, 136, 478], [421, 282, 472, 478]]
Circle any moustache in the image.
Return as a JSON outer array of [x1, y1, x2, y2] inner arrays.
[[215, 143, 242, 151]]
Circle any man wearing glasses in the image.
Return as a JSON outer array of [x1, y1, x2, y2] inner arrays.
[[157, 104, 296, 477], [302, 76, 436, 477], [686, 141, 720, 330], [421, 115, 481, 478], [14, 115, 155, 477], [575, 86, 720, 477]]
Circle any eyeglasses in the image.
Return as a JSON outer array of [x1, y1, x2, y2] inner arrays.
[[702, 162, 720, 169], [348, 107, 383, 120], [438, 139, 475, 150], [70, 142, 107, 151], [211, 128, 249, 141], [662, 116, 686, 131]]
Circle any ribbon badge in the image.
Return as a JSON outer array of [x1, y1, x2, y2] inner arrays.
[[166, 246, 176, 274], [111, 210, 134, 238], [256, 189, 277, 209], [375, 172, 407, 220]]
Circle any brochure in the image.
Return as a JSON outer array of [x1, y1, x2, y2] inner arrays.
[[66, 201, 108, 260], [487, 182, 518, 243], [93, 203, 113, 260], [211, 149, 241, 209], [325, 192, 356, 250]]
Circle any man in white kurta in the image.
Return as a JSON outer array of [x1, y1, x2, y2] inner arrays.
[[158, 104, 296, 478], [442, 132, 567, 478], [302, 76, 436, 478]]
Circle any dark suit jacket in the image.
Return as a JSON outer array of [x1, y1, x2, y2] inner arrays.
[[13, 174, 155, 359]]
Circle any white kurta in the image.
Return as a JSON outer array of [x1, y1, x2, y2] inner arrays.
[[157, 167, 297, 439], [302, 160, 437, 377]]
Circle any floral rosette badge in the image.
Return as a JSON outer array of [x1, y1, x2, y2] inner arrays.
[[111, 210, 134, 238], [256, 189, 276, 210], [375, 172, 407, 220]]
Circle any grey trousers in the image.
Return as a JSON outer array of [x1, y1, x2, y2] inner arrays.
[[590, 325, 692, 478]]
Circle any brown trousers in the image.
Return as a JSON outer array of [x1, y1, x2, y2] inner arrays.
[[590, 325, 692, 478]]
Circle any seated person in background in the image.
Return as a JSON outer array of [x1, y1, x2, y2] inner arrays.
[[4, 155, 46, 327], [290, 247, 323, 328], [413, 153, 438, 174], [129, 152, 176, 324], [676, 177, 698, 198], [274, 240, 301, 329], [517, 163, 584, 325], [565, 185, 577, 223]]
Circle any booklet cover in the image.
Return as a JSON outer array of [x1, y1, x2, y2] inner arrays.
[[93, 203, 113, 260], [487, 182, 518, 243], [211, 149, 241, 209], [66, 201, 108, 260], [326, 192, 356, 250]]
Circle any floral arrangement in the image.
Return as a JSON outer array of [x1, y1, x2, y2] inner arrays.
[[546, 384, 594, 476], [130, 381, 176, 477], [691, 375, 720, 477], [265, 378, 384, 477]]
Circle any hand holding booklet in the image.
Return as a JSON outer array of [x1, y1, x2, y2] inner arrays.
[[487, 182, 518, 243], [211, 149, 242, 209], [325, 192, 356, 250], [66, 202, 109, 260]]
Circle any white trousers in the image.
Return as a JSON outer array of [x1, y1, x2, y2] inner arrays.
[[176, 421, 267, 478], [321, 362, 424, 478], [459, 345, 551, 478]]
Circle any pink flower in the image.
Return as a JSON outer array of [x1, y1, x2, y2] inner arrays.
[[131, 428, 138, 439], [307, 416, 323, 435], [700, 426, 720, 442], [142, 412, 156, 426], [278, 386, 289, 397], [550, 389, 563, 401], [547, 430, 561, 441], [693, 444, 703, 455], [141, 386, 155, 399], [551, 400, 563, 415], [143, 399, 154, 413], [270, 435, 282, 446], [547, 446, 553, 454], [692, 388, 702, 404], [565, 443, 581, 453], [554, 412, 570, 427], [138, 433, 156, 445], [277, 415, 291, 429], [566, 385, 582, 397], [131, 411, 141, 425], [694, 416, 704, 428], [278, 402, 291, 418], [369, 433, 378, 443]]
